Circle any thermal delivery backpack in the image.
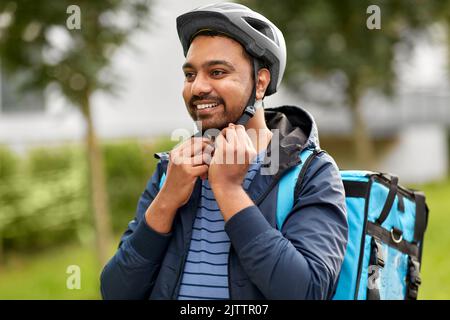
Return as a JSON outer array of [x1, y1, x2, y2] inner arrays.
[[277, 148, 429, 300]]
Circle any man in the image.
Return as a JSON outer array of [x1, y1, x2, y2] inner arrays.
[[101, 3, 348, 300]]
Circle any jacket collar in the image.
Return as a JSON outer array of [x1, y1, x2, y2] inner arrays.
[[246, 105, 320, 204], [264, 105, 320, 174]]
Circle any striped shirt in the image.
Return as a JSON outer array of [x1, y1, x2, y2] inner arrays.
[[177, 153, 265, 300]]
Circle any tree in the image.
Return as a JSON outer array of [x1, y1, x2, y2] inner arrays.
[[244, 0, 448, 167], [0, 0, 152, 266]]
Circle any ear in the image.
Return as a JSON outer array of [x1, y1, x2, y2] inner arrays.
[[255, 68, 271, 100]]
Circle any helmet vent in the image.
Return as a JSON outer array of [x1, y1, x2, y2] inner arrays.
[[243, 17, 277, 45]]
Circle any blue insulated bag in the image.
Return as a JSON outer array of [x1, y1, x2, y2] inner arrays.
[[277, 148, 429, 300]]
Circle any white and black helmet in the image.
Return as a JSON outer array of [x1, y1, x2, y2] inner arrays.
[[176, 2, 287, 96]]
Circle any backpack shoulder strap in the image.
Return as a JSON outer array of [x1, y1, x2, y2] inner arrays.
[[276, 148, 323, 230], [159, 172, 167, 190], [154, 152, 169, 190]]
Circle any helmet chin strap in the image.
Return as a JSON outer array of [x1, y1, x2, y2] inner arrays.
[[235, 59, 263, 126]]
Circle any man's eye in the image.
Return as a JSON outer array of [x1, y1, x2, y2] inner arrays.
[[184, 72, 195, 81], [211, 70, 225, 77]]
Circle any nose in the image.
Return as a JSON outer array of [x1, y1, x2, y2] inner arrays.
[[191, 72, 213, 97]]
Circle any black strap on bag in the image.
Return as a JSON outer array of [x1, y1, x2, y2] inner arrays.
[[364, 174, 428, 300], [413, 191, 428, 245], [375, 174, 399, 226], [366, 222, 419, 257], [367, 236, 385, 300], [407, 256, 422, 300], [367, 173, 396, 300], [405, 191, 428, 300]]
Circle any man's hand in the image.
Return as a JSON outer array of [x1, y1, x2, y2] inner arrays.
[[145, 137, 212, 234], [162, 137, 212, 207], [208, 124, 257, 222], [208, 124, 257, 189]]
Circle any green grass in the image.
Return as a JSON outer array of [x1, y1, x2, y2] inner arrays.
[[416, 179, 450, 299], [0, 242, 102, 299], [0, 180, 448, 299]]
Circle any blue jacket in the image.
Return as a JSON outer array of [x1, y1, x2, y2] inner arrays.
[[101, 105, 348, 300]]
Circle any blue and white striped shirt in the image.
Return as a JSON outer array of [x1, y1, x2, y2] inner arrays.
[[177, 153, 264, 300]]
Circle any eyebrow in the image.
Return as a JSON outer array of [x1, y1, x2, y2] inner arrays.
[[182, 60, 236, 71]]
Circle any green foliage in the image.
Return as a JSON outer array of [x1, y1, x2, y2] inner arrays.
[[0, 148, 22, 243], [0, 146, 89, 252], [27, 147, 74, 175], [0, 0, 152, 108], [102, 137, 177, 231], [0, 147, 18, 179], [0, 137, 177, 254], [0, 0, 154, 265], [414, 180, 450, 299], [243, 0, 448, 103], [103, 141, 152, 231]]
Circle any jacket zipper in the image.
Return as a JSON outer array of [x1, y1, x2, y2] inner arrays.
[[228, 247, 233, 299], [173, 245, 190, 299], [171, 183, 200, 299], [226, 160, 301, 300]]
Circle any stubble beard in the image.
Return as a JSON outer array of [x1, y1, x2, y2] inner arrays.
[[189, 104, 244, 133]]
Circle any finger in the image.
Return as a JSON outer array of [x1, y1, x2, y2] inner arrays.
[[215, 132, 225, 150], [203, 143, 215, 154], [178, 137, 212, 157], [235, 125, 257, 163], [240, 126, 256, 154], [213, 133, 226, 164], [224, 127, 239, 164], [234, 125, 248, 164], [191, 153, 207, 166], [192, 137, 213, 156], [202, 140, 215, 153], [219, 124, 231, 139], [224, 125, 238, 145], [241, 126, 254, 150], [202, 143, 215, 165], [190, 164, 209, 177], [224, 127, 238, 162], [234, 125, 248, 145]]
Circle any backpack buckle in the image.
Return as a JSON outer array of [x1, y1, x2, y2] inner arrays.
[[409, 258, 422, 287], [370, 237, 385, 268], [407, 257, 422, 299]]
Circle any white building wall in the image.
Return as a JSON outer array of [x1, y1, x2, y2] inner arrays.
[[380, 124, 448, 184]]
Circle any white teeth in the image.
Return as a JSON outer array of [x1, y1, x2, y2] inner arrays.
[[197, 103, 218, 110]]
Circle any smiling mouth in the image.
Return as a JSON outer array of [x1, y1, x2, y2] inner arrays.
[[196, 103, 219, 110]]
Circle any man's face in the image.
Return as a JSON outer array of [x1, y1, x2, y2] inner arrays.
[[182, 35, 254, 131]]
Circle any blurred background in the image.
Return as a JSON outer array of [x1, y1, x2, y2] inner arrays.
[[0, 0, 449, 299]]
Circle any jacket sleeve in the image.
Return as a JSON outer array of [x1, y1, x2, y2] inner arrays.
[[100, 161, 172, 300], [224, 152, 348, 299]]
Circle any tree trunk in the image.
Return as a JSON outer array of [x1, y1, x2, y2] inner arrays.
[[348, 84, 376, 169], [82, 93, 113, 268]]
